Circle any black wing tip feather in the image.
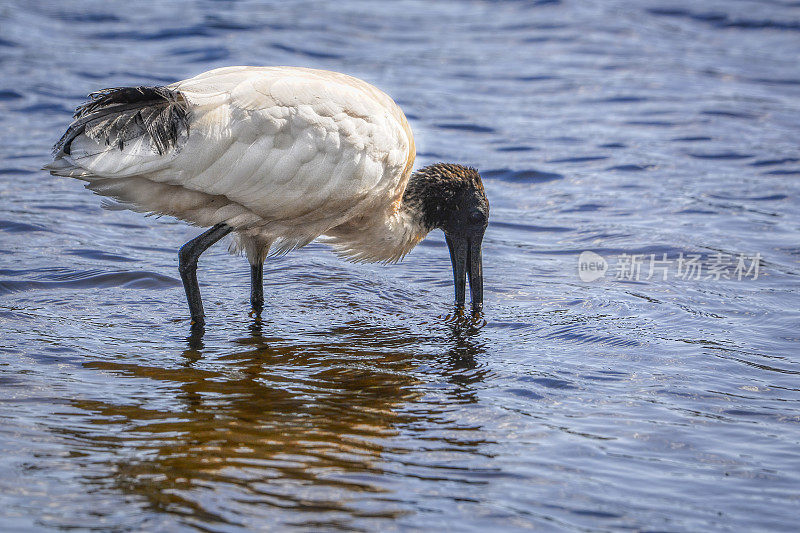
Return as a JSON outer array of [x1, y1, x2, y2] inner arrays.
[[53, 85, 190, 156], [73, 86, 182, 118]]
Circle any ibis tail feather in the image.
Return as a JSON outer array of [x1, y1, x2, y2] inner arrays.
[[52, 86, 190, 157]]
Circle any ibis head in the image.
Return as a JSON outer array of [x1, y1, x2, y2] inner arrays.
[[402, 163, 489, 314]]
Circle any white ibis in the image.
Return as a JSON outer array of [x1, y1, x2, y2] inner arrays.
[[46, 66, 489, 326]]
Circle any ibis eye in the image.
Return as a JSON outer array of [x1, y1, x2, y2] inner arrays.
[[469, 211, 487, 225]]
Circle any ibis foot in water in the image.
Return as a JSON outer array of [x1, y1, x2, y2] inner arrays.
[[178, 223, 232, 326]]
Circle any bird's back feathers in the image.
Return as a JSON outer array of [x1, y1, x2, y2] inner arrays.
[[47, 67, 419, 263]]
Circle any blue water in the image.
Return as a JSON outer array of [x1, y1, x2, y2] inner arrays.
[[1, 0, 800, 530]]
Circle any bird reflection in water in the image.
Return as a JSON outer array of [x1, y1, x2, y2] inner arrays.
[[60, 315, 491, 529]]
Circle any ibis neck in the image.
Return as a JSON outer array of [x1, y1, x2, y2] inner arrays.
[[325, 201, 430, 263], [324, 168, 445, 263]]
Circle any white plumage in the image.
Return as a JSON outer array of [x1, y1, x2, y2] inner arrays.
[[49, 66, 419, 263]]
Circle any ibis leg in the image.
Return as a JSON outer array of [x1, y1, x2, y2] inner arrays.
[[178, 223, 232, 326], [250, 262, 264, 313]]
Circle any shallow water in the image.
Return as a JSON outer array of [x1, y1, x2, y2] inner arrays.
[[1, 0, 800, 530]]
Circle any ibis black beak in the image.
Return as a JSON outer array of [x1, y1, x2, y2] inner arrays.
[[445, 231, 484, 314]]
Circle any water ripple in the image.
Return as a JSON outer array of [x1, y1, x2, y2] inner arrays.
[[0, 271, 179, 294]]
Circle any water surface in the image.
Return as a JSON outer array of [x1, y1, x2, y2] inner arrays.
[[1, 0, 799, 530]]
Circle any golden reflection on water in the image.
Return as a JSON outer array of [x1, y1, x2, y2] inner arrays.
[[58, 318, 490, 529]]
